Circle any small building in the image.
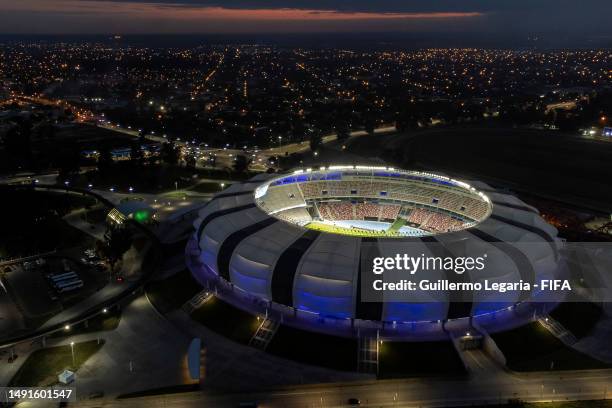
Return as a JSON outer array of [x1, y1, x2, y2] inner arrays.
[[106, 200, 156, 227], [58, 370, 75, 384]]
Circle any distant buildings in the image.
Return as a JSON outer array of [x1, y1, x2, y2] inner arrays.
[[1, 44, 609, 156]]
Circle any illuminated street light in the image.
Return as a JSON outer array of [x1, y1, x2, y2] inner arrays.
[[70, 342, 76, 366]]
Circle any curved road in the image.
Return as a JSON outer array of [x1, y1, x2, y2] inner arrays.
[[74, 368, 612, 408]]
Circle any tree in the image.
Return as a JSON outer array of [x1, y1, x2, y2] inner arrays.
[[336, 121, 350, 141], [292, 119, 306, 141], [233, 154, 251, 174], [364, 117, 375, 136], [278, 152, 303, 169], [161, 142, 179, 166], [4, 121, 32, 169], [57, 147, 81, 181], [97, 146, 113, 175], [309, 130, 322, 152], [130, 142, 144, 166], [104, 227, 132, 271], [38, 122, 56, 140], [185, 155, 196, 169], [138, 128, 148, 141]]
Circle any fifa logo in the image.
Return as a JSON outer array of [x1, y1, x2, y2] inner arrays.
[[539, 280, 571, 291]]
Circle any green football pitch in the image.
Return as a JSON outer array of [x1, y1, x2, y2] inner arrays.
[[305, 221, 400, 237]]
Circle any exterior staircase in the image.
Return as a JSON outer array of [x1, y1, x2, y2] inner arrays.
[[538, 315, 577, 345], [357, 335, 379, 374], [182, 290, 213, 314], [249, 317, 280, 350]]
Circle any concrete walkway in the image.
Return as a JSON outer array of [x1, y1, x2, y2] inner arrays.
[[574, 302, 612, 363], [53, 295, 192, 399], [63, 208, 106, 241], [0, 341, 35, 387], [1, 295, 193, 399], [166, 309, 371, 393]]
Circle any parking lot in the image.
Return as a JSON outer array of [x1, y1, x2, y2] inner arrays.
[[2, 251, 110, 330]]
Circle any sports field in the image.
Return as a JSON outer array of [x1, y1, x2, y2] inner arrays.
[[306, 221, 396, 237], [304, 220, 428, 238]]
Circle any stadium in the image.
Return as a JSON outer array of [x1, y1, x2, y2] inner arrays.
[[186, 166, 563, 340]]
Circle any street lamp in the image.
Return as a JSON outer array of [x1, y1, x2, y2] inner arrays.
[[70, 341, 75, 367]]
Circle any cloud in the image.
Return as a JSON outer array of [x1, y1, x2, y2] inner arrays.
[[0, 0, 610, 35], [77, 0, 610, 14]]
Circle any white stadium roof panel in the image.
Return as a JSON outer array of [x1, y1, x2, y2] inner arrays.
[[189, 167, 563, 331]]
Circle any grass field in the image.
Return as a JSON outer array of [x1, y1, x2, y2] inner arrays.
[[306, 221, 399, 237], [72, 161, 248, 195], [190, 296, 259, 344], [49, 308, 121, 339], [549, 300, 603, 339], [492, 322, 609, 371], [379, 340, 466, 378], [146, 269, 202, 313], [9, 340, 104, 387], [0, 188, 98, 258], [267, 325, 358, 371], [346, 126, 612, 212], [187, 182, 231, 194]]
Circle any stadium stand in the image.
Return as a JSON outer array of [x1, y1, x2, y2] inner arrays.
[[318, 202, 353, 220], [356, 202, 381, 220], [423, 212, 463, 232], [255, 169, 491, 236], [407, 208, 433, 226], [296, 179, 488, 221], [380, 204, 401, 220], [275, 207, 312, 225], [257, 183, 306, 214]]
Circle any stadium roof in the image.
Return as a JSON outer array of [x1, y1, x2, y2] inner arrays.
[[190, 168, 561, 325]]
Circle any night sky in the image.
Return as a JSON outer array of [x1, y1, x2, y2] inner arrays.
[[0, 0, 611, 37]]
